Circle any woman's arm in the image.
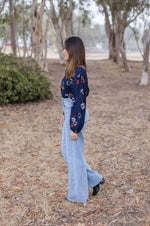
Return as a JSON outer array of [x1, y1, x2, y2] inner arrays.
[[70, 69, 89, 134]]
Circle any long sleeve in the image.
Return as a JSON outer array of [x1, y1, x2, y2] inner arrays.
[[70, 68, 89, 133]]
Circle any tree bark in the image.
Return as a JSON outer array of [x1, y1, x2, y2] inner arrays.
[[139, 25, 150, 85], [43, 9, 51, 71], [113, 11, 130, 71], [22, 0, 27, 58], [32, 0, 45, 70], [65, 13, 73, 37], [50, 0, 74, 64], [109, 31, 116, 61], [120, 41, 130, 72], [31, 0, 37, 58], [65, 0, 74, 37], [99, 0, 143, 71], [101, 1, 119, 62], [50, 0, 65, 64], [55, 25, 65, 64], [9, 0, 16, 56]]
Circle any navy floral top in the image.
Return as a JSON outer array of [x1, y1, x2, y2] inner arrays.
[[61, 66, 89, 133]]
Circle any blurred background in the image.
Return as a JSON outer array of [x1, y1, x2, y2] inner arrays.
[[0, 0, 150, 74]]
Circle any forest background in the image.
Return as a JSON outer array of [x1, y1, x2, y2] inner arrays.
[[0, 0, 150, 83]]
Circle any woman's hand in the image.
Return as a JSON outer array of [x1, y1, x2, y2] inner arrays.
[[70, 130, 78, 141], [60, 115, 65, 128]]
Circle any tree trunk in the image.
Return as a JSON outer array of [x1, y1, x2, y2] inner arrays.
[[114, 12, 130, 71], [9, 0, 16, 56], [102, 1, 119, 62], [140, 67, 148, 85], [50, 0, 65, 64], [102, 1, 112, 59], [65, 0, 74, 37], [100, 0, 130, 71], [32, 0, 45, 70], [65, 15, 73, 37], [50, 0, 74, 64], [55, 25, 65, 64], [113, 14, 121, 64], [120, 41, 130, 72], [32, 0, 37, 58], [22, 0, 27, 58], [43, 9, 51, 71], [109, 31, 115, 60], [139, 25, 150, 85], [36, 0, 45, 68]]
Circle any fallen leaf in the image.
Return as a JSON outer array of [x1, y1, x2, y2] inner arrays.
[[9, 187, 22, 191], [17, 167, 24, 172], [32, 153, 38, 157], [136, 217, 145, 223], [48, 192, 55, 197]]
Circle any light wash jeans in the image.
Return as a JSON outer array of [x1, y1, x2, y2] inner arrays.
[[62, 98, 103, 204]]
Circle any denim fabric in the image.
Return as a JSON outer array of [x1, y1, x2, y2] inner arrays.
[[62, 98, 103, 204]]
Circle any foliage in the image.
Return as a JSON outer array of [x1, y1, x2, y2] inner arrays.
[[97, 0, 150, 25], [0, 13, 9, 39], [74, 18, 108, 49], [0, 15, 8, 24], [129, 8, 150, 56], [15, 2, 32, 45], [0, 53, 53, 105]]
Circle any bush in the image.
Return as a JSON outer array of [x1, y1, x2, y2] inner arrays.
[[0, 53, 53, 104]]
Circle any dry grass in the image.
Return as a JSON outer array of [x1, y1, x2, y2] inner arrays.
[[0, 60, 150, 225]]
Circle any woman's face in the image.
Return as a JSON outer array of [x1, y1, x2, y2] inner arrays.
[[63, 48, 69, 61]]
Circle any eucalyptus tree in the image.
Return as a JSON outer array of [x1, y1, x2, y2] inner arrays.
[[139, 6, 150, 86], [49, 0, 75, 64], [0, 0, 31, 56], [32, 0, 45, 70], [96, 0, 150, 72], [21, 0, 28, 57], [129, 8, 150, 85], [11, 0, 32, 57], [43, 6, 51, 71], [0, 0, 9, 51], [139, 24, 150, 85], [0, 0, 7, 14], [9, 0, 17, 55]]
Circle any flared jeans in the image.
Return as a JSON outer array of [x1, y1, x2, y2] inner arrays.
[[62, 98, 103, 204]]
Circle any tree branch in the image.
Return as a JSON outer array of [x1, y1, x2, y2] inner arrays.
[[0, 0, 7, 14]]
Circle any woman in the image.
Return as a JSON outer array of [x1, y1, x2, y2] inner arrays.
[[60, 36, 105, 204]]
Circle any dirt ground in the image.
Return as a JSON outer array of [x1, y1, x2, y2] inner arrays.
[[0, 59, 150, 225]]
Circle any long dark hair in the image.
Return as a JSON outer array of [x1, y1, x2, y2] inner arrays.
[[64, 36, 86, 81]]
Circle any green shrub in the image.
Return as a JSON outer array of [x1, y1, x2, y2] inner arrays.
[[0, 53, 53, 104]]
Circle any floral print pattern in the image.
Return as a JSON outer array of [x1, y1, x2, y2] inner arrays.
[[61, 66, 89, 133]]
